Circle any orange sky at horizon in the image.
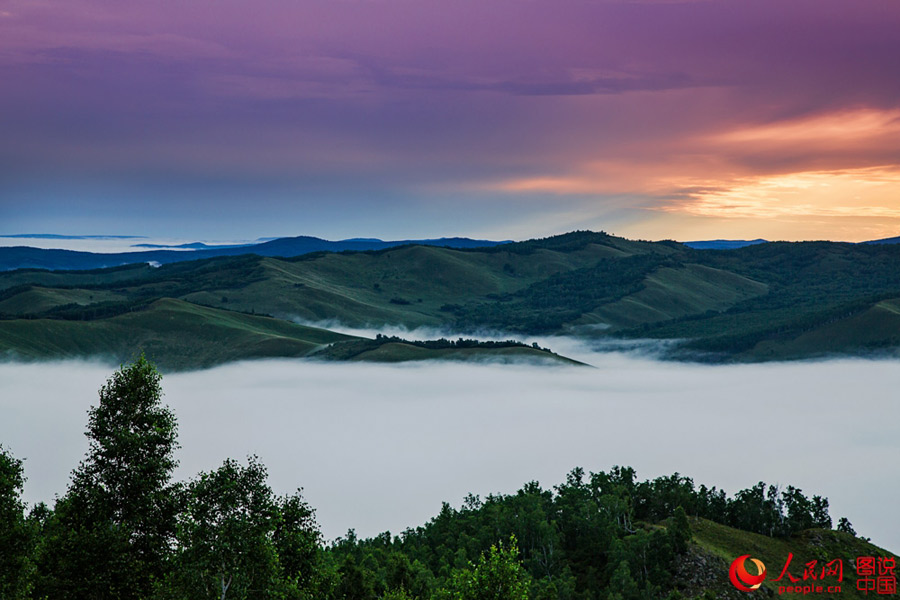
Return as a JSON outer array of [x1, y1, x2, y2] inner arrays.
[[487, 108, 900, 242]]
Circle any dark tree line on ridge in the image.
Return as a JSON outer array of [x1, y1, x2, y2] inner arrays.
[[0, 358, 856, 600], [317, 335, 553, 361]]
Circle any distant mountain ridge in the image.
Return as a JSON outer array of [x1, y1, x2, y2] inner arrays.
[[131, 242, 252, 249], [0, 235, 509, 271], [7, 232, 900, 271], [682, 239, 768, 249], [684, 236, 900, 249], [863, 235, 900, 244]]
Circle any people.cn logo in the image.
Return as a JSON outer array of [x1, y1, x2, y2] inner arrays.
[[730, 555, 767, 592]]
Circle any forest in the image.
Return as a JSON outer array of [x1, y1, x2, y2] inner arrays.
[[0, 358, 881, 600]]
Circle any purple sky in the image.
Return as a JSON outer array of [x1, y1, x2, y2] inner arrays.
[[2, 0, 900, 241]]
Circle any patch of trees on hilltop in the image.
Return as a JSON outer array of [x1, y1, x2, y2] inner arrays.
[[371, 334, 552, 352], [317, 335, 553, 361]]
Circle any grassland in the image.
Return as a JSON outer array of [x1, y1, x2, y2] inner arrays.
[[0, 298, 358, 370], [3, 231, 900, 366], [0, 297, 576, 370]]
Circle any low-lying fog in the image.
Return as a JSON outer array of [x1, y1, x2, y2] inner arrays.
[[2, 348, 898, 553]]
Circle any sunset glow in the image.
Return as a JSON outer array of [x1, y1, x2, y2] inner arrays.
[[2, 0, 899, 240]]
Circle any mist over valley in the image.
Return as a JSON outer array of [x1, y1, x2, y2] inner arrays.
[[3, 350, 897, 554]]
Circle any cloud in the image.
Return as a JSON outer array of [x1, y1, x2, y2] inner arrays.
[[476, 102, 900, 241], [659, 167, 900, 222], [711, 109, 900, 148], [363, 62, 699, 97], [2, 353, 899, 553]]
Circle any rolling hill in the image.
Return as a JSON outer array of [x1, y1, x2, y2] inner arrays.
[[0, 298, 357, 369], [0, 298, 575, 370], [3, 231, 900, 367]]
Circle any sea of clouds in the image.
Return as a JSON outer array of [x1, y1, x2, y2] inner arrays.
[[1, 349, 898, 553]]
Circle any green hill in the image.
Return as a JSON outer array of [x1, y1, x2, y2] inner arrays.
[[745, 297, 900, 360], [3, 231, 900, 365], [179, 235, 669, 327], [0, 298, 576, 369], [686, 518, 890, 599], [574, 263, 768, 329], [0, 286, 128, 315], [314, 336, 585, 365], [0, 298, 357, 370]]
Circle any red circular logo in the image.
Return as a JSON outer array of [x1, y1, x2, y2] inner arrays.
[[729, 555, 767, 592]]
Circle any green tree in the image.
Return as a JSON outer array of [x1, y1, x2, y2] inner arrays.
[[668, 507, 691, 555], [447, 536, 530, 600], [0, 447, 33, 599], [605, 560, 639, 600], [837, 517, 857, 536], [34, 355, 179, 599], [334, 553, 377, 600], [77, 355, 179, 558], [273, 491, 324, 598], [172, 456, 281, 600], [381, 589, 414, 600]]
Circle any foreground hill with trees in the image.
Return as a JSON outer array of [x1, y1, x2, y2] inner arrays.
[[0, 359, 894, 599], [4, 231, 900, 367]]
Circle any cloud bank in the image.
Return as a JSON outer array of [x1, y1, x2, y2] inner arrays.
[[1, 353, 898, 553]]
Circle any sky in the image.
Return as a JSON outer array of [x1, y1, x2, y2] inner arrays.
[[2, 0, 900, 242], [2, 352, 898, 553]]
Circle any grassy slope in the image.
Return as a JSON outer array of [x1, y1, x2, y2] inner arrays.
[[680, 518, 896, 599], [747, 298, 900, 360], [0, 297, 582, 369], [586, 264, 768, 328], [0, 263, 154, 291], [0, 298, 357, 370], [0, 286, 127, 315], [181, 241, 659, 326]]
